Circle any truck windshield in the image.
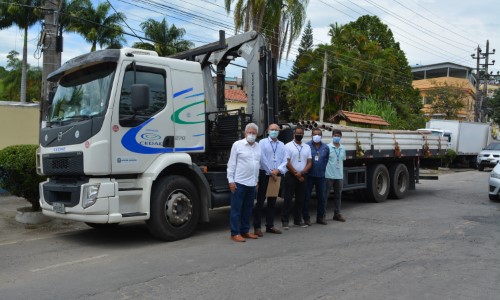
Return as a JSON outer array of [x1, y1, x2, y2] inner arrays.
[[48, 62, 116, 126]]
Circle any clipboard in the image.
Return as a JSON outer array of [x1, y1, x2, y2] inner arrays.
[[266, 176, 281, 197]]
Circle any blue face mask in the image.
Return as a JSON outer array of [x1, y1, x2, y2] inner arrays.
[[333, 136, 341, 144], [269, 130, 279, 139]]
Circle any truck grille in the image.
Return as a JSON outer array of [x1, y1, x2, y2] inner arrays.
[[43, 151, 84, 176]]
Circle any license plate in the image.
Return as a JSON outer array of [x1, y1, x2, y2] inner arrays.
[[53, 202, 65, 214]]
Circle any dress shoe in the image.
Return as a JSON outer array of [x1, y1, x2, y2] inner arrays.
[[316, 218, 328, 225], [304, 219, 312, 226], [266, 227, 282, 234], [231, 234, 246, 242], [254, 228, 264, 237], [293, 222, 308, 228], [333, 214, 346, 222], [241, 232, 259, 239], [282, 222, 289, 230]]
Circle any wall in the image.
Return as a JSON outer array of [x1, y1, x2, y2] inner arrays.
[[0, 102, 39, 149]]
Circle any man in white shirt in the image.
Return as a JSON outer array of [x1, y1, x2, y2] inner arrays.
[[227, 123, 262, 242], [282, 126, 312, 229], [253, 123, 287, 237]]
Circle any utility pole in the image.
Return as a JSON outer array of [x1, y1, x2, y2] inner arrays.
[[319, 51, 328, 123], [472, 45, 482, 122], [482, 40, 496, 122], [41, 0, 62, 126]]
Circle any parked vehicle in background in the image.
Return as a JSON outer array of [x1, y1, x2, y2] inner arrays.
[[488, 162, 500, 200], [477, 142, 500, 171], [418, 119, 493, 168]]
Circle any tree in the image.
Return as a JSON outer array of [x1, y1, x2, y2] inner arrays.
[[132, 18, 194, 57], [487, 89, 500, 125], [425, 81, 467, 120], [1, 50, 41, 102], [283, 15, 424, 129], [67, 0, 126, 51], [224, 0, 308, 62], [289, 20, 313, 80], [0, 0, 42, 102]]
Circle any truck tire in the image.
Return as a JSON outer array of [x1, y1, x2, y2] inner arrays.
[[388, 163, 409, 199], [478, 165, 484, 171], [146, 175, 200, 241], [366, 164, 390, 203]]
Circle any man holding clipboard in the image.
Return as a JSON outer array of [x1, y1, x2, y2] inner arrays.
[[253, 124, 287, 236]]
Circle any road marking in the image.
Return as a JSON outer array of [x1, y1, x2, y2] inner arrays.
[[30, 254, 109, 272]]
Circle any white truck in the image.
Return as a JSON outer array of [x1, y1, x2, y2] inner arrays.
[[420, 119, 491, 168], [37, 31, 446, 241]]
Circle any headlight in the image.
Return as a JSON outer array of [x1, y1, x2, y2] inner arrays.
[[490, 172, 500, 179], [82, 184, 100, 209]]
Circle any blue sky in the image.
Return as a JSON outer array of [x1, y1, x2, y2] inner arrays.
[[0, 0, 499, 78]]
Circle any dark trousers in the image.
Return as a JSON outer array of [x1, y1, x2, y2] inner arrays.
[[282, 172, 306, 224], [253, 170, 280, 229], [303, 175, 326, 221], [325, 179, 343, 215]]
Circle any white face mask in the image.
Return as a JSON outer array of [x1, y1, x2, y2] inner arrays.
[[246, 134, 256, 143], [312, 135, 322, 143]]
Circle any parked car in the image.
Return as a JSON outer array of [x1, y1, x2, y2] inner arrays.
[[477, 142, 500, 171], [488, 163, 500, 201]]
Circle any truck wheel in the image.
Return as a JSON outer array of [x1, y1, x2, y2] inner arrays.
[[146, 175, 200, 241], [366, 164, 390, 203], [478, 165, 484, 171], [388, 163, 409, 199]]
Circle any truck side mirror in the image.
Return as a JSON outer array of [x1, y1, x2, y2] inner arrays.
[[131, 84, 150, 111]]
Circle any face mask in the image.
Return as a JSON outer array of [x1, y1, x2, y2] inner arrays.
[[246, 134, 256, 143], [312, 135, 322, 143], [269, 130, 279, 139], [295, 134, 303, 142], [333, 136, 341, 144]]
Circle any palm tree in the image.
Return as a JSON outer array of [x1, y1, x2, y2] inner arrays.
[[67, 0, 125, 51], [132, 18, 194, 57], [224, 0, 308, 63], [0, 0, 42, 102]]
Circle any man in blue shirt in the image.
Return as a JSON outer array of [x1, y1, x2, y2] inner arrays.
[[253, 123, 287, 236], [303, 128, 330, 225], [325, 129, 347, 222]]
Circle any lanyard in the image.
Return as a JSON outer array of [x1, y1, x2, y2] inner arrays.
[[269, 139, 278, 160], [293, 142, 303, 162], [333, 146, 341, 162]]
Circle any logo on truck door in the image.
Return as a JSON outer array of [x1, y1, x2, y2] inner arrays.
[[120, 88, 205, 154]]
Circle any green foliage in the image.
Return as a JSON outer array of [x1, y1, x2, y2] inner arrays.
[[66, 0, 126, 51], [487, 89, 500, 125], [283, 15, 425, 129], [0, 145, 46, 211], [0, 50, 41, 102], [425, 80, 467, 119], [224, 0, 308, 62], [443, 149, 457, 167], [352, 97, 397, 129], [132, 18, 194, 56], [289, 20, 314, 81]]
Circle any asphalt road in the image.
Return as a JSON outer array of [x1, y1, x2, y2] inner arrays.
[[0, 170, 499, 300]]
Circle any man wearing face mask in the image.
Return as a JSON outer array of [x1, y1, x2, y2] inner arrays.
[[325, 129, 347, 222], [253, 123, 287, 236], [227, 123, 262, 242], [303, 128, 330, 226], [282, 126, 312, 229]]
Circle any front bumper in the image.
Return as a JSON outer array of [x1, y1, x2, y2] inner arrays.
[[40, 178, 119, 223], [488, 176, 500, 197]]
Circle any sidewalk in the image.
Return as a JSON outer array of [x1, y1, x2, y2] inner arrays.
[[0, 194, 87, 244]]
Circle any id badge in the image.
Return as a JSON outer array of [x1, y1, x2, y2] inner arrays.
[[315, 154, 319, 161]]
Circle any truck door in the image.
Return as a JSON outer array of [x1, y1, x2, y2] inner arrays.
[[111, 62, 174, 174]]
